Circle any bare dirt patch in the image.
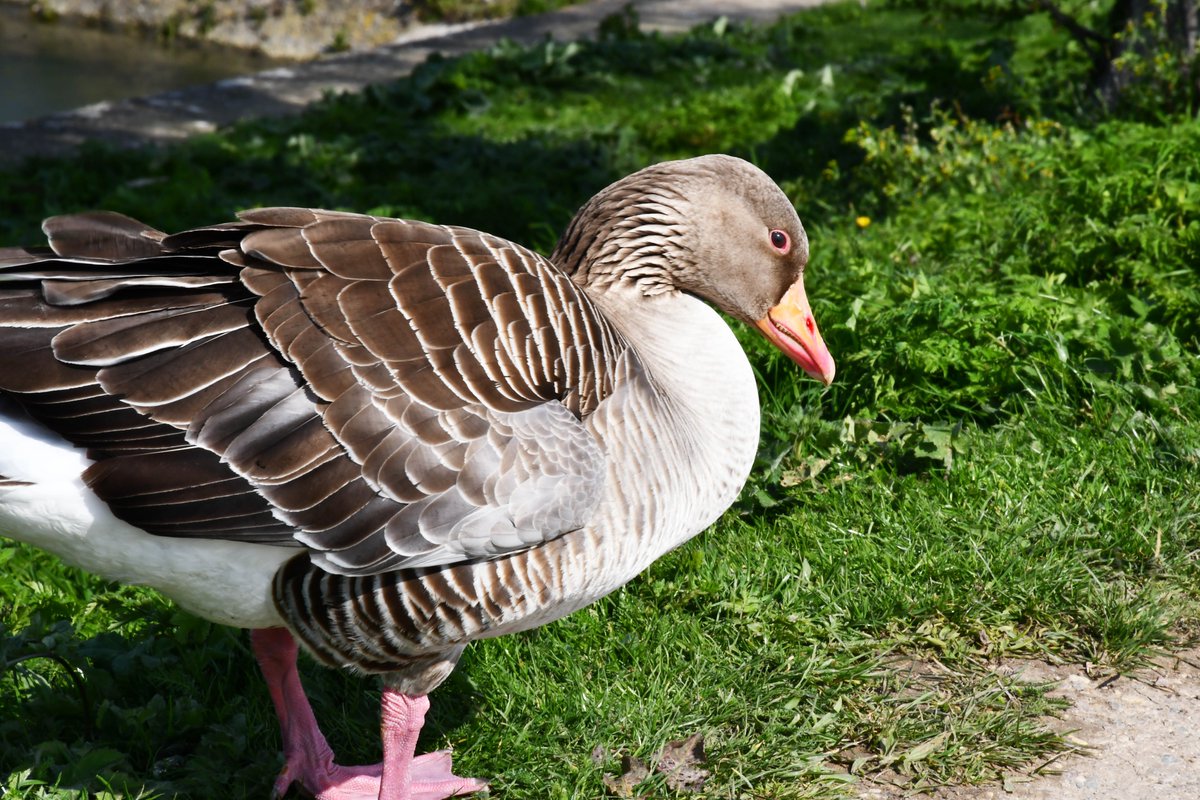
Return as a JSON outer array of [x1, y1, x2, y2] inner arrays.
[[857, 648, 1200, 800]]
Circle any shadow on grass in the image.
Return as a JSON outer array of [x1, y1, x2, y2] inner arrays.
[[0, 600, 485, 798]]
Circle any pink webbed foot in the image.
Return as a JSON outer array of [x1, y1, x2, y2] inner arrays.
[[272, 750, 483, 800], [272, 761, 378, 800], [251, 628, 486, 800]]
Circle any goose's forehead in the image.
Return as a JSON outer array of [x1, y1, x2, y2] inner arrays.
[[676, 157, 797, 220]]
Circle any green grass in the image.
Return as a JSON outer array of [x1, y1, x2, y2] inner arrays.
[[2, 1, 1198, 797]]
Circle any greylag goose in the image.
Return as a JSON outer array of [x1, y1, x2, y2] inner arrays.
[[0, 154, 835, 800]]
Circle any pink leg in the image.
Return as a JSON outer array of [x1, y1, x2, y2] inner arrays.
[[250, 627, 485, 800], [251, 627, 381, 799]]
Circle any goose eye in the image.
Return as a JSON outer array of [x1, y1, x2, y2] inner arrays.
[[770, 229, 790, 253]]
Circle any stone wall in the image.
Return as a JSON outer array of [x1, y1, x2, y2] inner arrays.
[[6, 0, 423, 59]]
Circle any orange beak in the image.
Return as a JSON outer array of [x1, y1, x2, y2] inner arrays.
[[754, 276, 836, 385]]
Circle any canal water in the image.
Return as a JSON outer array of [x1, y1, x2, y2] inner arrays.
[[0, 6, 278, 124]]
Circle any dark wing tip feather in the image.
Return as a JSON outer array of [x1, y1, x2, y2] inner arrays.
[[237, 207, 326, 227], [0, 247, 55, 269], [43, 212, 166, 260], [0, 475, 35, 488]]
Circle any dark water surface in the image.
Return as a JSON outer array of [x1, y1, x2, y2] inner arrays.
[[0, 6, 277, 124]]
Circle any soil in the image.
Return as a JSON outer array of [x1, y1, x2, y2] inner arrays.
[[856, 648, 1200, 800]]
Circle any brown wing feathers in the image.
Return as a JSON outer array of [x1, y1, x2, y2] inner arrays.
[[0, 208, 625, 578], [43, 210, 166, 259]]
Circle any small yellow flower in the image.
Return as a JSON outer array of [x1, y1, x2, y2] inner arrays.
[[855, 215, 871, 228]]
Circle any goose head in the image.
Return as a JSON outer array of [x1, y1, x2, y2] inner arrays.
[[553, 154, 836, 385]]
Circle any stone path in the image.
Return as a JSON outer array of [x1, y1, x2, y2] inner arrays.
[[0, 0, 826, 165], [857, 649, 1200, 800]]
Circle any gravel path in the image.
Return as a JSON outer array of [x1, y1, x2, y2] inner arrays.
[[858, 648, 1200, 800]]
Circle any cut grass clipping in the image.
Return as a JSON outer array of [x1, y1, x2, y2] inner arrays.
[[2, 1, 1198, 798]]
